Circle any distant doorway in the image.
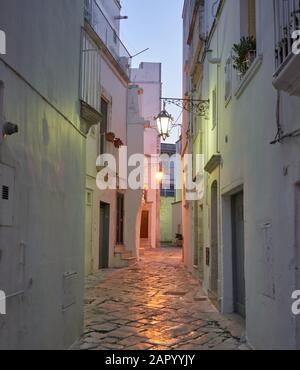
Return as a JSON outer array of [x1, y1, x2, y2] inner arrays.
[[210, 181, 219, 297], [99, 202, 110, 269], [231, 191, 246, 318], [140, 210, 149, 239]]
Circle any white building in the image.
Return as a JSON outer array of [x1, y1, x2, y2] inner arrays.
[[183, 0, 300, 349], [0, 0, 86, 349], [84, 0, 136, 273], [131, 63, 161, 252]]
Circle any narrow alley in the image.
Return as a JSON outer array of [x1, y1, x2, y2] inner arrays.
[[77, 248, 246, 351], [1, 0, 300, 352]]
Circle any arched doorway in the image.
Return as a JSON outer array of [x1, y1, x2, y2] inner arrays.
[[210, 181, 219, 297]]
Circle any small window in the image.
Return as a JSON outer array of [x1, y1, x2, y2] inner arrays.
[[240, 0, 257, 39], [248, 0, 256, 39]]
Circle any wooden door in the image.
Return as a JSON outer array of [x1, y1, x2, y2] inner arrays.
[[140, 211, 149, 239], [99, 202, 110, 269]]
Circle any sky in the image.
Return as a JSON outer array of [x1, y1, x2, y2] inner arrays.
[[120, 0, 184, 143]]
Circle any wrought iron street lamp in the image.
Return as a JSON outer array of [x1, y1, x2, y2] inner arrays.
[[155, 102, 174, 141], [155, 97, 210, 141]]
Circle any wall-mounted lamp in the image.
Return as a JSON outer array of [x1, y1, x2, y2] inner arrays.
[[2, 122, 18, 136], [155, 97, 210, 141]]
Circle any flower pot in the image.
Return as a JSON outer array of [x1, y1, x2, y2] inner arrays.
[[106, 132, 115, 143], [246, 50, 256, 68]]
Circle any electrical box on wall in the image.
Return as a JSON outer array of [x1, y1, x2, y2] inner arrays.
[[0, 163, 15, 226]]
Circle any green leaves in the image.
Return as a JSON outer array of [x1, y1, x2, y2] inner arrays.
[[232, 36, 257, 76]]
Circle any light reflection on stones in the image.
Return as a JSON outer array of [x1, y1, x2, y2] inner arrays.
[[76, 247, 247, 350]]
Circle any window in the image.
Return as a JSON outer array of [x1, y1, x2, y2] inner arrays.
[[248, 0, 256, 38], [234, 0, 258, 80], [240, 0, 256, 39], [100, 98, 109, 155], [225, 57, 232, 103]]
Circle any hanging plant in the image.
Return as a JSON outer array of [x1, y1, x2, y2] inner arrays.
[[232, 36, 257, 77], [114, 138, 124, 149]]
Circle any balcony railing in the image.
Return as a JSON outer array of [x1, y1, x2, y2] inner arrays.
[[274, 0, 300, 72], [84, 0, 131, 78]]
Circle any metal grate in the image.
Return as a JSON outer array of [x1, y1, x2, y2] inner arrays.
[[274, 0, 300, 71], [2, 185, 9, 200]]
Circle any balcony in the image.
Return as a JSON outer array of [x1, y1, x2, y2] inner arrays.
[[84, 0, 131, 79], [80, 29, 102, 134], [273, 0, 300, 96]]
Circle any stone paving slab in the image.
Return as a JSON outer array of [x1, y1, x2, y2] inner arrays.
[[76, 247, 247, 350]]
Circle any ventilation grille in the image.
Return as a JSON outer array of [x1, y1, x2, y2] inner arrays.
[[2, 185, 9, 200]]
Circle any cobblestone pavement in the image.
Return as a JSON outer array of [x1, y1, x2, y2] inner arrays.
[[77, 247, 248, 350]]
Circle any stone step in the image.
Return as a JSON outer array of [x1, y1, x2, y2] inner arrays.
[[119, 251, 133, 260], [123, 256, 137, 267]]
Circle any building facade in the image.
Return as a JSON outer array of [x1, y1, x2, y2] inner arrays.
[[183, 0, 300, 349], [84, 0, 136, 273], [160, 143, 176, 244], [131, 62, 161, 252], [0, 0, 86, 349], [172, 138, 183, 246]]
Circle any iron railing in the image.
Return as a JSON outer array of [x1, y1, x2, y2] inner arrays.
[[84, 0, 131, 78], [81, 29, 101, 113], [274, 0, 300, 71]]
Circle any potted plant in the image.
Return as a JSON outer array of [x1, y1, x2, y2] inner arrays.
[[106, 132, 115, 143], [175, 233, 183, 248], [232, 36, 256, 77]]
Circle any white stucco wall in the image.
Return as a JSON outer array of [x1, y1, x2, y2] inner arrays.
[[131, 63, 162, 250], [0, 0, 85, 349], [85, 0, 129, 272], [201, 0, 300, 350]]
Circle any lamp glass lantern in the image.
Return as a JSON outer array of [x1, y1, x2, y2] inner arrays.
[[155, 103, 174, 141]]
